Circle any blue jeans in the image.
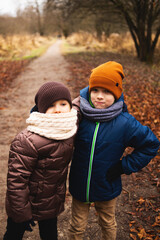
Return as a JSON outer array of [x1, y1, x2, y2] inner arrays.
[[3, 217, 58, 240]]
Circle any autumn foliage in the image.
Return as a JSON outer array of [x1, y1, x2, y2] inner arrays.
[[0, 60, 30, 93]]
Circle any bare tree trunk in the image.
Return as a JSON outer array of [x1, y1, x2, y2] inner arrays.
[[35, 0, 44, 36], [110, 0, 160, 62]]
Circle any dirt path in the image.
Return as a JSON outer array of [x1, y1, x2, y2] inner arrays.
[[0, 39, 133, 239]]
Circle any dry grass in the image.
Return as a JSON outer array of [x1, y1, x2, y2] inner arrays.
[[67, 31, 136, 54], [66, 31, 160, 61], [0, 34, 55, 60]]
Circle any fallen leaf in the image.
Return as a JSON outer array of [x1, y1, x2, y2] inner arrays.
[[130, 233, 137, 240], [137, 197, 145, 205], [137, 228, 147, 239]]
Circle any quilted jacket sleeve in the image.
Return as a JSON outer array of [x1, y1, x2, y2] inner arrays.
[[6, 131, 38, 223], [122, 115, 160, 175]]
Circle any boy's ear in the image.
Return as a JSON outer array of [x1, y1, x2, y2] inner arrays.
[[89, 95, 95, 108]]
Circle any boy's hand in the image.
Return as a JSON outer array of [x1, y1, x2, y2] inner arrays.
[[106, 161, 124, 182], [7, 217, 36, 232], [24, 219, 36, 232]]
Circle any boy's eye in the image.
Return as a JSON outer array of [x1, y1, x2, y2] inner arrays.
[[92, 88, 98, 92], [104, 89, 109, 93], [61, 103, 66, 106]]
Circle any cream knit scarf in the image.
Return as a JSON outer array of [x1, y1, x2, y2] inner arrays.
[[26, 109, 77, 140]]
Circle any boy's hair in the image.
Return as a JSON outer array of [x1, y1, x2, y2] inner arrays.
[[89, 61, 124, 100], [35, 82, 72, 113]]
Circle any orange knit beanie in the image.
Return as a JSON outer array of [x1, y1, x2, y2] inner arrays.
[[89, 61, 124, 100]]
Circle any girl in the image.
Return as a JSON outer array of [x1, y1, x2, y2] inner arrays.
[[4, 81, 77, 240]]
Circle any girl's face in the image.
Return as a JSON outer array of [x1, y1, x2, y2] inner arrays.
[[45, 99, 71, 114], [90, 87, 115, 109]]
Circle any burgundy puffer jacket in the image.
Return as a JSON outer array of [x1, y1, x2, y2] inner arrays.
[[5, 129, 74, 223]]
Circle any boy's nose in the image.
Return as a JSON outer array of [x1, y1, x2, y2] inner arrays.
[[97, 93, 104, 99]]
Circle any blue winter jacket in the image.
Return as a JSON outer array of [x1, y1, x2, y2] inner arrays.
[[69, 86, 160, 203]]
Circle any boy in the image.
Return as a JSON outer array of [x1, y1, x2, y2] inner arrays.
[[68, 61, 160, 239], [3, 82, 77, 240]]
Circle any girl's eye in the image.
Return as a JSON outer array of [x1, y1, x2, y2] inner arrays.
[[61, 103, 66, 106]]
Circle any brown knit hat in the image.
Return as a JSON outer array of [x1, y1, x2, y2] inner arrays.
[[89, 61, 124, 100], [35, 82, 72, 113]]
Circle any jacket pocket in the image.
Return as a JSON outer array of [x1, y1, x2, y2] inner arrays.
[[110, 177, 122, 194]]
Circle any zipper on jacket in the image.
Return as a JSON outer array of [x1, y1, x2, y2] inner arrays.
[[86, 122, 100, 202]]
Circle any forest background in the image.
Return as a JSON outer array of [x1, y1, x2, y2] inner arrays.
[[0, 0, 160, 239]]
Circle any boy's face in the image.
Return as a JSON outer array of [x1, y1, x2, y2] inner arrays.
[[45, 99, 71, 114], [90, 87, 115, 109]]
